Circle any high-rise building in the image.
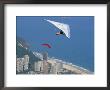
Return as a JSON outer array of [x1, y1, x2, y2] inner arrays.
[[34, 61, 43, 72], [56, 62, 63, 74], [50, 63, 57, 74], [42, 52, 48, 74], [23, 55, 29, 71], [43, 61, 49, 74], [50, 62, 63, 74], [43, 52, 48, 60], [16, 58, 24, 72]]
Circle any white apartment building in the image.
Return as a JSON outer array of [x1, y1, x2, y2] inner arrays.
[[23, 55, 29, 71], [50, 62, 63, 74], [34, 61, 43, 72], [16, 58, 24, 72], [16, 55, 29, 73]]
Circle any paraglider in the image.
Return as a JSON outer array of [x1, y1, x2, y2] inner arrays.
[[44, 19, 70, 38], [41, 43, 51, 48]]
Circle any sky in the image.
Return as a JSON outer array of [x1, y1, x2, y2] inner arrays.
[[16, 16, 94, 72]]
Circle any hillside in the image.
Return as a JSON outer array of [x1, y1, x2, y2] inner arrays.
[[16, 37, 41, 64]]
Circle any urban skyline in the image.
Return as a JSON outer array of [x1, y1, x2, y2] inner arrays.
[[16, 52, 93, 74]]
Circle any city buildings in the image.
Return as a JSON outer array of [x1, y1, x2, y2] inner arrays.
[[16, 55, 29, 73], [16, 58, 24, 72], [16, 53, 93, 74]]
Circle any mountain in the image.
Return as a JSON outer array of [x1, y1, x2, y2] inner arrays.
[[17, 36, 30, 49], [16, 37, 41, 64]]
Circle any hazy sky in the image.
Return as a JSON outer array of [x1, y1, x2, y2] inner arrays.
[[16, 16, 94, 72]]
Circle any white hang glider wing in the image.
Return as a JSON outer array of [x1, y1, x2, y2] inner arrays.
[[44, 19, 70, 38]]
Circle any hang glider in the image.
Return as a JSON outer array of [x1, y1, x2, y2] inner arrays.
[[44, 19, 70, 38]]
